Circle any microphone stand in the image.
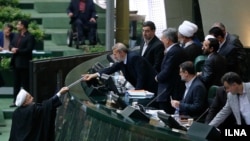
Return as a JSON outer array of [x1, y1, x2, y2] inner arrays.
[[145, 88, 167, 108], [67, 77, 83, 88], [195, 108, 210, 122]]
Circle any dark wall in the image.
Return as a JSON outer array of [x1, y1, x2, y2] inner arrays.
[[30, 52, 109, 103]]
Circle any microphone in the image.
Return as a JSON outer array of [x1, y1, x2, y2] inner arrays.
[[67, 77, 83, 88], [195, 108, 209, 122], [145, 88, 167, 108]]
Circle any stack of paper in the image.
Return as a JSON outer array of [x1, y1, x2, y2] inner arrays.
[[126, 90, 154, 98]]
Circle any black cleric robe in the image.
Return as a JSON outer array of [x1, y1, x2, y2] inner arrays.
[[9, 95, 62, 141]]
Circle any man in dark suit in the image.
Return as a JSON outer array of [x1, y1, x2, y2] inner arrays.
[[155, 28, 187, 114], [9, 20, 35, 107], [197, 36, 227, 90], [139, 21, 164, 72], [83, 42, 158, 94], [205, 86, 236, 130], [208, 26, 246, 79], [67, 0, 97, 45], [171, 61, 207, 119], [0, 23, 14, 51], [178, 20, 202, 62]]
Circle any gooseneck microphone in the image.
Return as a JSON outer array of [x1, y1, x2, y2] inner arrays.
[[67, 77, 83, 88], [145, 88, 167, 108], [195, 108, 210, 122]]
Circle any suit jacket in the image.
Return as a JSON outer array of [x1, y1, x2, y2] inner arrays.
[[9, 32, 35, 69], [139, 36, 164, 72], [198, 52, 227, 89], [99, 51, 158, 94], [209, 82, 250, 127], [205, 86, 236, 129], [179, 77, 208, 118], [183, 42, 202, 62], [156, 43, 187, 112], [0, 31, 14, 48], [218, 33, 245, 74], [67, 0, 96, 24]]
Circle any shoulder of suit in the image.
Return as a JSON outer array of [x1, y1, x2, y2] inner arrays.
[[244, 82, 250, 89]]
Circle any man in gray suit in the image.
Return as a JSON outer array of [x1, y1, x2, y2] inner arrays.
[[209, 72, 250, 127]]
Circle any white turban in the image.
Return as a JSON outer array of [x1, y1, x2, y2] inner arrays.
[[15, 89, 28, 107], [178, 20, 198, 37], [204, 35, 215, 41], [183, 20, 198, 33]]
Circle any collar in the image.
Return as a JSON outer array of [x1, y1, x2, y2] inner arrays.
[[185, 76, 196, 89], [165, 43, 177, 53], [144, 37, 154, 45], [208, 52, 215, 58], [183, 40, 194, 48], [219, 32, 228, 47], [123, 54, 127, 64], [242, 83, 246, 95]]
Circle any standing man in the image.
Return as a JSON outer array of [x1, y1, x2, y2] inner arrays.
[[9, 20, 35, 107], [139, 21, 164, 72], [0, 23, 14, 51], [9, 87, 69, 141], [209, 72, 250, 127], [171, 61, 207, 119], [178, 20, 202, 62], [155, 28, 187, 114], [197, 36, 227, 90], [208, 26, 245, 79], [67, 0, 97, 45], [83, 42, 158, 94], [205, 86, 236, 130]]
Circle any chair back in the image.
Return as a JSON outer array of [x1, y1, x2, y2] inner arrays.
[[194, 55, 207, 72], [208, 85, 219, 106]]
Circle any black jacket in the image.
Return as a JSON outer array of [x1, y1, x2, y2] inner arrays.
[[139, 36, 164, 72], [198, 52, 227, 89]]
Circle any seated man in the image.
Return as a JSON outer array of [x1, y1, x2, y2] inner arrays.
[[67, 0, 97, 45], [171, 61, 208, 119]]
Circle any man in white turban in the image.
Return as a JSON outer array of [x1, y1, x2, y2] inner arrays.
[[9, 86, 69, 141], [178, 20, 202, 62]]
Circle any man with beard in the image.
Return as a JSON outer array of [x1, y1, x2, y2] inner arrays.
[[197, 35, 227, 90], [178, 20, 202, 62], [9, 20, 35, 107], [209, 25, 247, 81], [9, 87, 69, 141]]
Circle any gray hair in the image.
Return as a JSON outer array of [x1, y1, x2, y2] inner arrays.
[[162, 28, 178, 43], [112, 42, 128, 53]]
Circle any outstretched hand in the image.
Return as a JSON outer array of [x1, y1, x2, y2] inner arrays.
[[82, 73, 98, 81], [59, 87, 69, 95]]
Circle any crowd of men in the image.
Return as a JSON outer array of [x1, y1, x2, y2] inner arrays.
[[1, 0, 249, 140], [83, 20, 249, 131]]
